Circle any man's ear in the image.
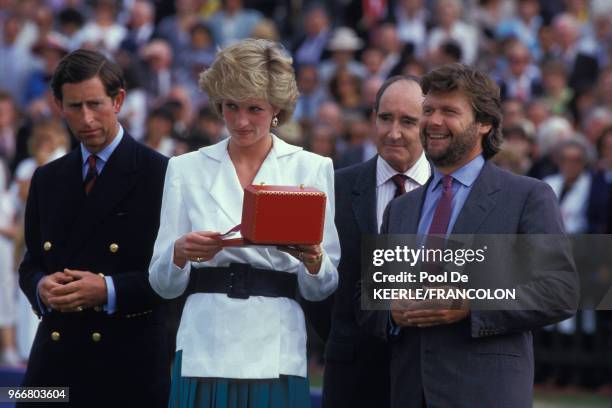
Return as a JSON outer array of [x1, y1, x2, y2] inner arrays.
[[113, 88, 126, 113], [54, 97, 63, 113], [478, 122, 492, 136]]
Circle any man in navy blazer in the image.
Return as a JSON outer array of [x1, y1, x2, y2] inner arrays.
[[304, 75, 431, 407], [18, 50, 169, 408], [368, 64, 579, 407]]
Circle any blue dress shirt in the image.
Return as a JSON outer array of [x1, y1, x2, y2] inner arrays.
[[80, 126, 124, 179], [417, 155, 485, 236]]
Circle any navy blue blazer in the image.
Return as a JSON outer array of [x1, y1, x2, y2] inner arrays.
[[362, 161, 579, 408], [18, 134, 170, 408]]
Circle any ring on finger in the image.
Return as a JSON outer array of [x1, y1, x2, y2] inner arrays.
[[304, 253, 323, 265], [76, 306, 84, 312], [310, 252, 323, 262]]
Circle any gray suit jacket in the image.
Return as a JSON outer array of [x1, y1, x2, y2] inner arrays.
[[362, 161, 578, 408]]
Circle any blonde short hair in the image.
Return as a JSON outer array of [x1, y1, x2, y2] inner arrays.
[[199, 38, 298, 126]]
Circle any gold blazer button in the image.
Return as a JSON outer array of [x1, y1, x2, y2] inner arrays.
[[51, 331, 60, 341], [109, 243, 119, 253], [43, 241, 52, 251], [92, 332, 102, 342]]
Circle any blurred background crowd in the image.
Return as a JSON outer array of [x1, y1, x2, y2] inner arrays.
[[0, 0, 611, 396]]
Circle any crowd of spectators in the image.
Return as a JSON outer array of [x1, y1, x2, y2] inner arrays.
[[0, 0, 611, 393]]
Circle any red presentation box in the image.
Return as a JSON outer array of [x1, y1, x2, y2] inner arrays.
[[239, 184, 326, 245]]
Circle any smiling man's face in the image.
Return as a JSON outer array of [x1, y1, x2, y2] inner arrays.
[[420, 90, 490, 172]]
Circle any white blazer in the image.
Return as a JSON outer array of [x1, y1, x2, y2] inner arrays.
[[149, 134, 340, 379]]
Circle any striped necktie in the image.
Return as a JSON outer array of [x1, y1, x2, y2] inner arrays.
[[84, 155, 98, 195]]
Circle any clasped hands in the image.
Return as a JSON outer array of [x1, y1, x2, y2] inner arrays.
[[39, 269, 107, 313], [391, 286, 469, 328], [173, 231, 324, 274]]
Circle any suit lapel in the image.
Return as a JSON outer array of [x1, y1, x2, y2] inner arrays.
[[207, 148, 244, 227], [204, 135, 299, 227], [451, 161, 501, 234], [57, 148, 85, 207], [48, 149, 85, 253], [352, 156, 378, 234], [402, 182, 428, 234], [65, 135, 139, 258], [400, 161, 433, 234]]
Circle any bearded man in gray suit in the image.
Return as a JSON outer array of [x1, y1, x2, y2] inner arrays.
[[366, 64, 579, 408]]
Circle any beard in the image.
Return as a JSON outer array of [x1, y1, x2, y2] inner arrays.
[[421, 122, 480, 168]]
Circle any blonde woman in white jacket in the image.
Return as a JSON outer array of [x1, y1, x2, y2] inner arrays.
[[149, 38, 339, 408]]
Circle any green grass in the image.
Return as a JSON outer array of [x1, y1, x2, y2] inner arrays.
[[533, 391, 611, 408]]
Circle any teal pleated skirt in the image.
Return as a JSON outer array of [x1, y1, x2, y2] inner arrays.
[[168, 351, 312, 408]]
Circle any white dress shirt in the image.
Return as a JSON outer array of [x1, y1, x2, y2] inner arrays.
[[375, 152, 431, 231], [149, 134, 340, 379], [0, 163, 15, 326], [73, 22, 127, 53], [428, 21, 478, 65], [396, 7, 429, 58], [543, 172, 591, 234]]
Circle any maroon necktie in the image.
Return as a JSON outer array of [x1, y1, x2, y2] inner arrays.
[[391, 174, 408, 198], [428, 175, 453, 235], [422, 175, 454, 277], [84, 155, 98, 195]]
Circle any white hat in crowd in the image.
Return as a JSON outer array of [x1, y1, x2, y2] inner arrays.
[[327, 27, 363, 51]]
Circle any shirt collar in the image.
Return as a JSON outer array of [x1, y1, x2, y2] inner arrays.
[[376, 151, 431, 188], [80, 125, 124, 164], [431, 154, 485, 191]]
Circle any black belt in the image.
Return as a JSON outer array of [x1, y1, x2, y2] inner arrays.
[[188, 263, 298, 300]]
